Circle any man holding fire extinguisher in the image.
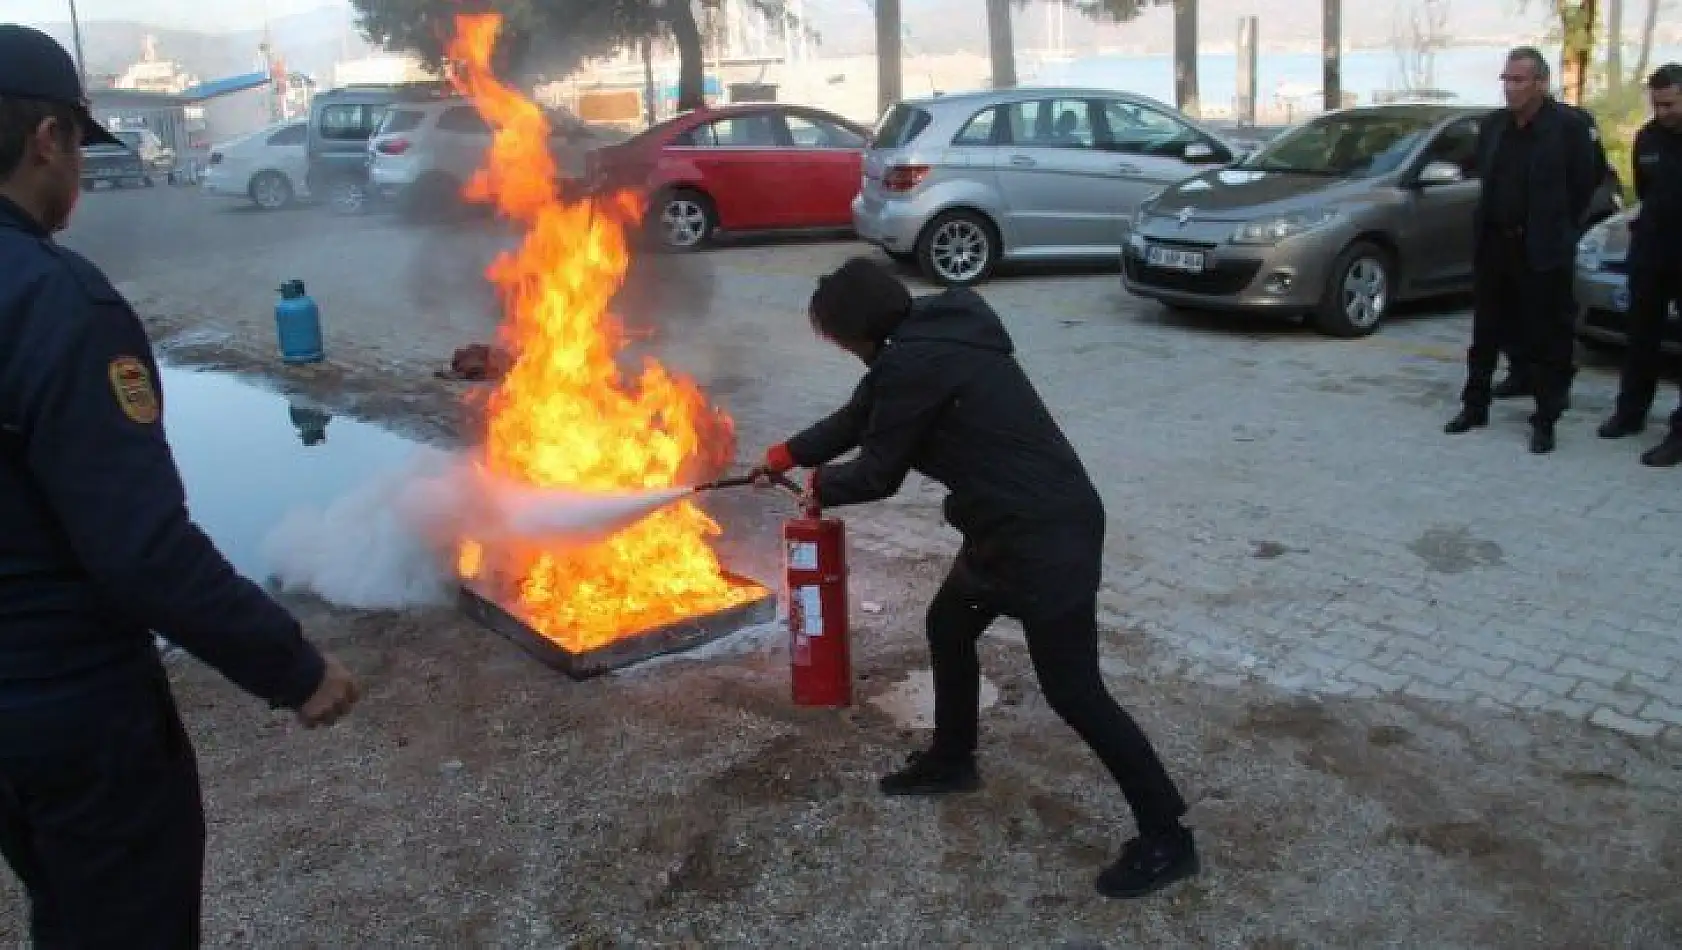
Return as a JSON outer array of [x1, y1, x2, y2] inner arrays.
[[755, 258, 1197, 900]]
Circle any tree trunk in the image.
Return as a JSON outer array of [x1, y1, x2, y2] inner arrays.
[[876, 0, 903, 117], [668, 0, 708, 111], [1632, 0, 1659, 81], [986, 0, 1017, 90], [1558, 0, 1598, 105], [641, 35, 657, 126], [1606, 0, 1624, 90], [1322, 0, 1342, 112], [1174, 0, 1199, 116]]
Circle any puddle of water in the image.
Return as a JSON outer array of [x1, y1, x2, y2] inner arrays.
[[868, 668, 1000, 731], [161, 367, 439, 581]]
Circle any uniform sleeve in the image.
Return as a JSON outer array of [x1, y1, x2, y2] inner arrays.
[[1632, 128, 1651, 207], [15, 272, 325, 710], [811, 353, 953, 509], [1564, 112, 1599, 227], [784, 375, 872, 468]]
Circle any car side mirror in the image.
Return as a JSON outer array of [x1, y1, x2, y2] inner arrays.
[[1416, 160, 1464, 186]]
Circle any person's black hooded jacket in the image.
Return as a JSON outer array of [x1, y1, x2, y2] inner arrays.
[[782, 288, 1105, 615]]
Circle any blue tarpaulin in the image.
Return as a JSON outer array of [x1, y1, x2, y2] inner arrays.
[[179, 72, 270, 103]]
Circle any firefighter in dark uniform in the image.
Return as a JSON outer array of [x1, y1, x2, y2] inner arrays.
[[755, 258, 1197, 901], [1445, 47, 1601, 453], [1492, 99, 1620, 401], [1596, 64, 1682, 466], [0, 25, 360, 946]]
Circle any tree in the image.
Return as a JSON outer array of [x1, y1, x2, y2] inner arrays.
[[350, 0, 805, 112], [1391, 0, 1451, 93]]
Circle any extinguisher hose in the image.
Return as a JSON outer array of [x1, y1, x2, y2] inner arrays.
[[692, 471, 804, 498]]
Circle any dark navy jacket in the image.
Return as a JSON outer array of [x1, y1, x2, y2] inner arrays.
[[1628, 119, 1682, 270], [1471, 99, 1601, 272], [0, 197, 323, 735], [785, 289, 1106, 620]]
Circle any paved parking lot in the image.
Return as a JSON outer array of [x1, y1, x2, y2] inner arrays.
[[75, 185, 1682, 741]]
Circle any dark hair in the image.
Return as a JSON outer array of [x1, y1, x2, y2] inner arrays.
[[808, 257, 912, 344], [1649, 63, 1682, 91], [0, 95, 78, 181], [1506, 46, 1552, 82]]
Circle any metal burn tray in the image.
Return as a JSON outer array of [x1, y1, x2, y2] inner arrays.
[[458, 572, 777, 679]]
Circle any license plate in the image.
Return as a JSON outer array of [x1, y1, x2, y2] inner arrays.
[[1146, 245, 1205, 273]]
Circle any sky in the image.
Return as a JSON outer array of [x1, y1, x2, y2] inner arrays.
[[8, 0, 350, 33]]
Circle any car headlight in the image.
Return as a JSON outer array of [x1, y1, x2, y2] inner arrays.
[[1229, 207, 1341, 245], [1576, 229, 1606, 270]]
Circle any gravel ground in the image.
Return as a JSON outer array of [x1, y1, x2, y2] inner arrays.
[[4, 200, 1677, 947]]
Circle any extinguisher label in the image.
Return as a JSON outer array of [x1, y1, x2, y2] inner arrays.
[[787, 541, 819, 571], [795, 585, 824, 637]]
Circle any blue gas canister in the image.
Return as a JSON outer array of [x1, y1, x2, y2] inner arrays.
[[274, 279, 324, 364]]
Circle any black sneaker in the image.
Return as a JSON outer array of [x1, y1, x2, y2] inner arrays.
[[1641, 433, 1682, 468], [878, 750, 981, 797], [1598, 414, 1646, 439], [1095, 827, 1200, 900], [1530, 421, 1557, 455], [1444, 407, 1489, 434]]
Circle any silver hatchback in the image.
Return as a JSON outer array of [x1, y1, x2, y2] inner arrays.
[[852, 87, 1239, 286]]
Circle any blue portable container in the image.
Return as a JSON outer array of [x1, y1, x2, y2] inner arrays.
[[274, 279, 324, 365]]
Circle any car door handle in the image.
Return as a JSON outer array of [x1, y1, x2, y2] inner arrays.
[[1009, 155, 1036, 168], [1117, 163, 1142, 175]]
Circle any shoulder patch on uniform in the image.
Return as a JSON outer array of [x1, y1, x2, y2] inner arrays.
[[107, 356, 159, 424]]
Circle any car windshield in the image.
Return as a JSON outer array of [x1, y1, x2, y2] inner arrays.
[[1240, 113, 1440, 178]]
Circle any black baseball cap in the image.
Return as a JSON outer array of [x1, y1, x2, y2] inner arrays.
[[0, 23, 121, 146]]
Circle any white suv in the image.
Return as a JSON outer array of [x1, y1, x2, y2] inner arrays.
[[367, 97, 607, 214]]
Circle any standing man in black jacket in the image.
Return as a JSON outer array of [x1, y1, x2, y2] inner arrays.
[[1595, 64, 1682, 465], [1445, 47, 1601, 453], [0, 25, 359, 947], [755, 258, 1197, 900]]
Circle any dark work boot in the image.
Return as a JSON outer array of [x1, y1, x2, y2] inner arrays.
[[1599, 413, 1647, 439], [878, 750, 981, 797], [1530, 420, 1557, 454], [1492, 372, 1531, 399], [1640, 432, 1682, 468], [1444, 406, 1489, 434], [1096, 826, 1200, 900]]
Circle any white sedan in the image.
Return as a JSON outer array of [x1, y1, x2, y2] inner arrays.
[[201, 120, 312, 211]]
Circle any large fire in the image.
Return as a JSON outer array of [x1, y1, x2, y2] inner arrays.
[[446, 13, 759, 652]]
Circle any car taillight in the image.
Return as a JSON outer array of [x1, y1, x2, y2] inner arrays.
[[207, 152, 222, 164], [376, 137, 411, 156], [883, 164, 930, 193]]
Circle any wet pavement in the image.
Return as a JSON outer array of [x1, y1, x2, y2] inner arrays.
[[162, 367, 434, 581]]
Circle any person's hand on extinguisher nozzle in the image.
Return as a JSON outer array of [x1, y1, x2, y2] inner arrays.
[[751, 443, 820, 509]]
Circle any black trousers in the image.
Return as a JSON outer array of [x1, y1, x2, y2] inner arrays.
[[924, 557, 1188, 835], [1613, 267, 1682, 431], [1464, 232, 1577, 422], [0, 668, 205, 949]]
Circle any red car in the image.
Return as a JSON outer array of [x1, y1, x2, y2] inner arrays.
[[584, 104, 869, 250]]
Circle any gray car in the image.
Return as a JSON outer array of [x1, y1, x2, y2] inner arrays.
[[852, 87, 1240, 286], [1575, 203, 1682, 355], [1123, 104, 1495, 337], [1123, 103, 1628, 338]]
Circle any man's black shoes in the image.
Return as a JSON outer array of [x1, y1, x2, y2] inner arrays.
[[1444, 407, 1489, 434], [878, 750, 981, 796], [1096, 826, 1200, 900], [1529, 422, 1557, 454], [1641, 433, 1682, 468], [1599, 414, 1647, 439]]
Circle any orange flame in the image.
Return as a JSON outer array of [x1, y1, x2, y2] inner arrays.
[[446, 13, 758, 652]]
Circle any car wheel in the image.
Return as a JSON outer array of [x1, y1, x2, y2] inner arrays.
[[917, 210, 998, 287], [250, 171, 294, 211], [1314, 241, 1392, 338], [655, 189, 715, 250], [328, 179, 368, 216]]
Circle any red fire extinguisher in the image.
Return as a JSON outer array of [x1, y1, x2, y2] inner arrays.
[[779, 478, 852, 708]]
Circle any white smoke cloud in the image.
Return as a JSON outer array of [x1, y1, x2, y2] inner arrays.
[[261, 451, 696, 610]]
